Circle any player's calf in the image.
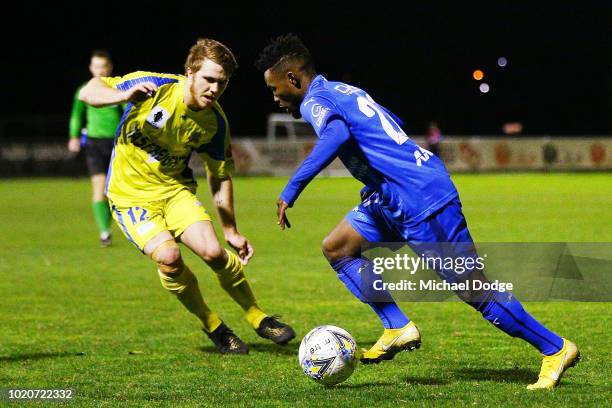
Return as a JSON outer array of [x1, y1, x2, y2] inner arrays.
[[323, 220, 413, 338], [152, 239, 227, 339]]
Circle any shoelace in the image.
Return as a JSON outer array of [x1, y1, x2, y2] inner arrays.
[[217, 326, 237, 343], [261, 316, 287, 336], [227, 335, 243, 349], [266, 315, 284, 328], [224, 330, 245, 349]]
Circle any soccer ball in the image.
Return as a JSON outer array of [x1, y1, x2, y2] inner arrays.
[[298, 325, 357, 386]]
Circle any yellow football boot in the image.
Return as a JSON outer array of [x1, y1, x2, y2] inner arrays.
[[527, 338, 581, 390], [360, 321, 421, 364]]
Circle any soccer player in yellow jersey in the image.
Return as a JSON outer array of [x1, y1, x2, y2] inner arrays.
[[79, 38, 294, 354]]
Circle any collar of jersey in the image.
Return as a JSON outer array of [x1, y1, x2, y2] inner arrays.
[[305, 74, 326, 97], [300, 75, 327, 116]]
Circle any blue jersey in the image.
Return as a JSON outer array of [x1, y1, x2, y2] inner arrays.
[[280, 75, 458, 225]]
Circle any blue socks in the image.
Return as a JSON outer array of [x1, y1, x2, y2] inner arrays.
[[330, 256, 563, 355], [471, 291, 563, 355], [330, 256, 410, 329]]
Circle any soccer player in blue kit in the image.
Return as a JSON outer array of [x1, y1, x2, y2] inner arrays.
[[255, 34, 580, 389]]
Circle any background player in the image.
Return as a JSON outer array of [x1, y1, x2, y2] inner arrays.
[[425, 121, 442, 158], [79, 38, 294, 354], [68, 50, 122, 246], [255, 34, 580, 389]]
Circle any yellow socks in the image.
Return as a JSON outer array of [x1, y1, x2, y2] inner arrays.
[[158, 265, 222, 333], [213, 249, 267, 329], [158, 249, 267, 331]]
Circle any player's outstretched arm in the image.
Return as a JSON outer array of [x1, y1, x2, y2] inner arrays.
[[277, 118, 351, 230], [208, 174, 254, 265], [79, 77, 158, 107]]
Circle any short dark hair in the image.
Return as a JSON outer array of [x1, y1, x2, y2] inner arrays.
[[255, 33, 315, 74], [91, 49, 112, 61], [185, 38, 238, 77]]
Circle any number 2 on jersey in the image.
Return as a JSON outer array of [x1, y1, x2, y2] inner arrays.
[[357, 94, 433, 166], [357, 94, 408, 145]]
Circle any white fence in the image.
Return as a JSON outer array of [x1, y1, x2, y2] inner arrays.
[[202, 137, 612, 176]]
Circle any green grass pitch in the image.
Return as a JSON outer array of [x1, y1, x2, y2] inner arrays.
[[1, 174, 610, 407]]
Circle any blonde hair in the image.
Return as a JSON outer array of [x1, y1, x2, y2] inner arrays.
[[185, 38, 238, 77]]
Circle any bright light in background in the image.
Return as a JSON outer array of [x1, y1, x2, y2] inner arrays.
[[472, 69, 484, 80], [479, 83, 490, 93], [497, 57, 508, 67]]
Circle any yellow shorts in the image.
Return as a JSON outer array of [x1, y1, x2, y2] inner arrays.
[[109, 189, 211, 252]]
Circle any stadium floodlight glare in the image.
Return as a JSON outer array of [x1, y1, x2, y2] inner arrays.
[[498, 57, 508, 67], [479, 83, 490, 93]]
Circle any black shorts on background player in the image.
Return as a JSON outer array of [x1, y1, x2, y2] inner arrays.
[[85, 138, 114, 175]]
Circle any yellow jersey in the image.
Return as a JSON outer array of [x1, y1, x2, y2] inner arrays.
[[101, 71, 234, 205]]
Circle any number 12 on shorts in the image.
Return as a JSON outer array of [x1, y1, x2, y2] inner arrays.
[[126, 207, 149, 225]]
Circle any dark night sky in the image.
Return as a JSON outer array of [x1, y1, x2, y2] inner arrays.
[[4, 2, 612, 137]]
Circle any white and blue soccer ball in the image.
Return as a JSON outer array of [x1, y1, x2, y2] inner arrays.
[[298, 325, 357, 386]]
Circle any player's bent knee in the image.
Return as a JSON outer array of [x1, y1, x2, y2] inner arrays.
[[321, 237, 334, 261], [322, 236, 351, 263], [197, 243, 225, 264], [151, 240, 183, 274]]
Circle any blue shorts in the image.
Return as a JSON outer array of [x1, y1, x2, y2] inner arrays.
[[346, 192, 477, 282]]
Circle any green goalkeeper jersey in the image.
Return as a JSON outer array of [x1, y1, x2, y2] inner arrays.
[[69, 83, 123, 139]]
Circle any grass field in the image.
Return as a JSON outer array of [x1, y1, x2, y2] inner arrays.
[[1, 174, 611, 407]]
